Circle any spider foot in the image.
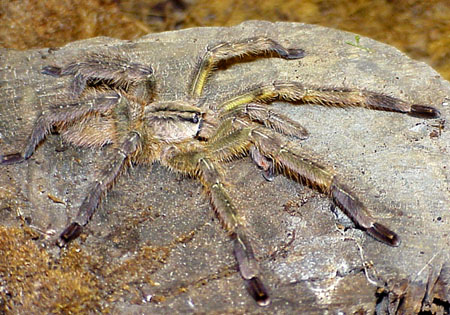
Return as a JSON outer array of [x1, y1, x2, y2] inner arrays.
[[410, 105, 441, 118], [366, 222, 400, 247], [330, 181, 401, 247], [244, 277, 271, 307], [233, 232, 271, 306], [283, 48, 305, 60], [262, 168, 276, 182], [0, 153, 24, 165], [250, 146, 277, 182], [42, 65, 63, 77], [57, 222, 83, 247]]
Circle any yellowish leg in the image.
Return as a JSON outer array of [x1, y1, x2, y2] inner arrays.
[[191, 114, 400, 247], [164, 148, 271, 306], [218, 81, 440, 117], [189, 37, 305, 98], [250, 128, 400, 246]]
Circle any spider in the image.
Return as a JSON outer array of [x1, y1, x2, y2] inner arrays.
[[0, 37, 440, 306]]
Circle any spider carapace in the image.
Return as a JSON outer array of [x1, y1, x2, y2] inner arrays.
[[0, 37, 440, 306]]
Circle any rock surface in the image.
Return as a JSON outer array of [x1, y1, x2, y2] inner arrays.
[[0, 21, 449, 314]]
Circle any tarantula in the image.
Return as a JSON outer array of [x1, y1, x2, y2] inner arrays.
[[0, 37, 440, 306]]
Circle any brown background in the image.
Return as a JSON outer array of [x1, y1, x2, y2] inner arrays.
[[1, 0, 449, 80]]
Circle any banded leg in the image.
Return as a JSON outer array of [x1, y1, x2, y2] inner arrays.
[[0, 92, 121, 165], [218, 81, 440, 118], [42, 52, 154, 97], [189, 37, 305, 98], [165, 149, 271, 306], [250, 128, 400, 246], [57, 131, 141, 247]]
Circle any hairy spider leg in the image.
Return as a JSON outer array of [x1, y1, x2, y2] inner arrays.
[[218, 104, 310, 181], [0, 91, 121, 165], [189, 37, 305, 98], [202, 113, 400, 247], [223, 102, 309, 140], [57, 131, 141, 247], [42, 52, 155, 99], [164, 147, 270, 306], [210, 103, 320, 183], [249, 127, 400, 247], [218, 81, 441, 118]]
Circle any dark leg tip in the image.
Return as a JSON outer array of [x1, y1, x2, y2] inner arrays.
[[245, 277, 271, 307], [410, 105, 441, 118], [366, 222, 401, 247], [295, 128, 309, 140], [1, 153, 24, 165], [57, 222, 83, 247], [42, 65, 63, 77], [262, 168, 276, 182], [285, 48, 306, 60]]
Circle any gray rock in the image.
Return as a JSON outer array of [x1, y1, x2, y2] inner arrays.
[[0, 21, 449, 314]]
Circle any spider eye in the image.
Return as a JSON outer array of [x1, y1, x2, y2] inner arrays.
[[191, 113, 200, 123]]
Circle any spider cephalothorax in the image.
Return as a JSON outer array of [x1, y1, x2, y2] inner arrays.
[[0, 37, 440, 306]]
